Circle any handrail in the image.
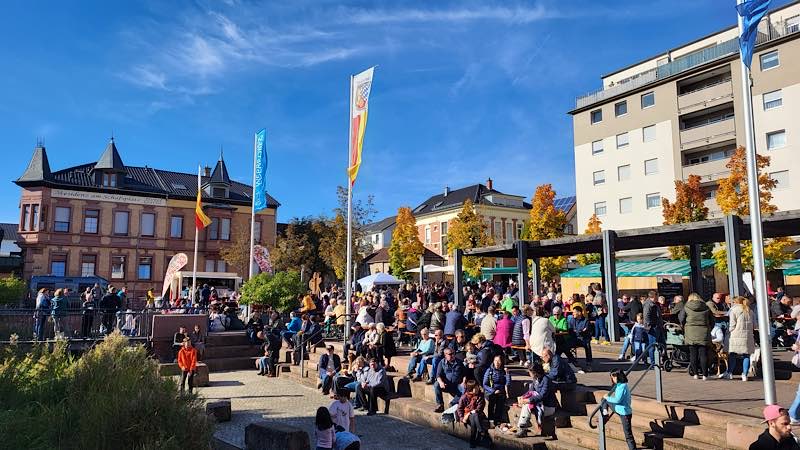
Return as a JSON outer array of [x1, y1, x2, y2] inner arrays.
[[299, 312, 352, 378], [588, 342, 664, 431]]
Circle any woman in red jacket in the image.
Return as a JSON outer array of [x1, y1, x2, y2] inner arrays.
[[177, 338, 198, 393]]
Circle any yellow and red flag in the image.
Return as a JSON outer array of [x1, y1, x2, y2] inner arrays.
[[195, 166, 212, 230], [348, 67, 375, 187]]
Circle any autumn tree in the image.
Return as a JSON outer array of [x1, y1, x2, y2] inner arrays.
[[318, 187, 376, 282], [220, 224, 254, 278], [662, 175, 711, 259], [448, 199, 494, 278], [388, 207, 424, 280], [271, 217, 334, 280], [713, 147, 791, 272], [523, 184, 568, 281], [575, 214, 602, 266]]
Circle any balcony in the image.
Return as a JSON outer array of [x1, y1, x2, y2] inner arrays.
[[680, 116, 735, 150], [677, 78, 733, 114], [681, 158, 731, 183]]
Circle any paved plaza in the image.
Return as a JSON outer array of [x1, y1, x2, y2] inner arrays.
[[203, 370, 473, 450]]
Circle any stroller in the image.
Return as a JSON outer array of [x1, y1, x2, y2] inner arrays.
[[663, 322, 690, 372]]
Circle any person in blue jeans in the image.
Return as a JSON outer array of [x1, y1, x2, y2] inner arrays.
[[406, 328, 434, 379], [432, 348, 465, 413], [630, 313, 649, 362], [603, 369, 635, 450]]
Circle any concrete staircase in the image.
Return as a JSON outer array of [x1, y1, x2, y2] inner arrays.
[[203, 331, 262, 372], [275, 338, 768, 449]]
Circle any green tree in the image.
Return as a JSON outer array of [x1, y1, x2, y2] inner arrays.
[[662, 175, 712, 259], [576, 214, 602, 266], [388, 207, 424, 279], [271, 216, 334, 280], [239, 271, 304, 311], [0, 276, 26, 305], [318, 186, 377, 282], [712, 147, 791, 273], [219, 224, 252, 278], [524, 184, 568, 281], [448, 199, 494, 278]]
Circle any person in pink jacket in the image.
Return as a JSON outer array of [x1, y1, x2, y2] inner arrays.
[[494, 310, 514, 350]]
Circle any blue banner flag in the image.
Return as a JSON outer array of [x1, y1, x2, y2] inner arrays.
[[253, 128, 268, 212], [737, 0, 771, 69]]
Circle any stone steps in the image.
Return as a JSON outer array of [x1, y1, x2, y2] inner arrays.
[[204, 344, 262, 359]]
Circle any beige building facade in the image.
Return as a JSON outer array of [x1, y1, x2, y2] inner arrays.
[[14, 140, 279, 301], [570, 2, 800, 238]]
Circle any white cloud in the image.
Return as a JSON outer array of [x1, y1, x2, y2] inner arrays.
[[339, 4, 557, 26]]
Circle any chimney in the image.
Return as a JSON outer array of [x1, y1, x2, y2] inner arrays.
[[486, 178, 493, 190], [203, 166, 211, 177], [444, 186, 450, 197]]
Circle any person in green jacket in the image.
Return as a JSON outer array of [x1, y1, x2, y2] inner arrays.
[[604, 369, 635, 450], [500, 294, 516, 313], [678, 293, 713, 380]]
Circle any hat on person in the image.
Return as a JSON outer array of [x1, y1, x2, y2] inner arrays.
[[762, 404, 788, 423]]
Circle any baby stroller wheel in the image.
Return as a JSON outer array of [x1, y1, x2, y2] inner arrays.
[[663, 360, 673, 372]]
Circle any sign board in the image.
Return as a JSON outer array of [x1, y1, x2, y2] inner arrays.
[[657, 275, 683, 301], [51, 188, 167, 207], [162, 253, 189, 298]]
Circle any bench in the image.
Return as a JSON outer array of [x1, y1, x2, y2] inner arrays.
[[150, 314, 208, 363], [157, 362, 210, 387]]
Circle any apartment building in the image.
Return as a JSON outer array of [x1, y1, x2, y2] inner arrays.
[[569, 1, 800, 235], [14, 139, 279, 298]]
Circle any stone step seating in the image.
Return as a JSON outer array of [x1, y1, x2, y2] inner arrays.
[[203, 331, 262, 372]]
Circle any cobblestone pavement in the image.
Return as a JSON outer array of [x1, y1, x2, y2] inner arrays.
[[203, 370, 472, 450]]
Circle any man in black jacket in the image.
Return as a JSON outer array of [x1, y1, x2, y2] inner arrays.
[[99, 287, 120, 334], [318, 345, 342, 395], [749, 405, 799, 450], [344, 322, 366, 357]]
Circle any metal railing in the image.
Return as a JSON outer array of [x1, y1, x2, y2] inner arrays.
[[575, 22, 800, 109], [588, 342, 664, 450]]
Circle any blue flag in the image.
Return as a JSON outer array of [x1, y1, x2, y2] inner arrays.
[[736, 0, 771, 68], [253, 128, 268, 212]]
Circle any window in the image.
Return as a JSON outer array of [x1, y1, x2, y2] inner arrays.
[[114, 211, 129, 235], [170, 216, 183, 238], [209, 218, 219, 240], [213, 187, 227, 198], [641, 91, 655, 109], [619, 197, 633, 214], [516, 223, 523, 239], [760, 50, 779, 71], [767, 130, 786, 150], [441, 222, 447, 236], [81, 254, 96, 277], [771, 170, 789, 190], [788, 16, 800, 33], [642, 125, 656, 142], [373, 234, 379, 244], [594, 202, 607, 216], [217, 260, 226, 272], [220, 217, 231, 240], [494, 220, 502, 240], [591, 140, 603, 155], [644, 158, 659, 175], [138, 256, 153, 280], [616, 132, 629, 148], [83, 209, 99, 234], [32, 205, 40, 231], [50, 254, 67, 277], [205, 260, 215, 272], [593, 170, 606, 185], [646, 193, 661, 209], [614, 100, 627, 117], [111, 256, 126, 279], [140, 213, 155, 237], [102, 173, 117, 187], [590, 109, 603, 124], [21, 205, 30, 231], [54, 206, 71, 232], [763, 90, 782, 110], [424, 225, 431, 243], [254, 221, 262, 243], [505, 222, 513, 243], [618, 164, 631, 181]]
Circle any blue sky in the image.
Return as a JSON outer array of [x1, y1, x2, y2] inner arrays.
[[0, 0, 788, 225]]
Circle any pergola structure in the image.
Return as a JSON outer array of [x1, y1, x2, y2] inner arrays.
[[454, 210, 800, 341]]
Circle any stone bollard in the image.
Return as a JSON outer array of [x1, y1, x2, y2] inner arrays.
[[245, 421, 310, 450], [206, 399, 231, 422]]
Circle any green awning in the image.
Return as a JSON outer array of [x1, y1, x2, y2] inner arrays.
[[783, 260, 800, 276], [561, 259, 716, 278]]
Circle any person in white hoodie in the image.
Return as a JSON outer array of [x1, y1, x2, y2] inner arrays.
[[529, 306, 556, 364]]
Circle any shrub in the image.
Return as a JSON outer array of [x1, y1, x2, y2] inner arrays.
[[239, 271, 303, 312], [0, 333, 214, 450], [0, 275, 26, 305]]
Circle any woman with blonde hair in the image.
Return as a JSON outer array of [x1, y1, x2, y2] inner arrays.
[[719, 296, 755, 381]]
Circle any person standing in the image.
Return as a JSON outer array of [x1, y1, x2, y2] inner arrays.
[[177, 338, 198, 393], [33, 288, 51, 341], [50, 288, 68, 339], [81, 288, 96, 338], [314, 407, 337, 450], [719, 296, 755, 381], [642, 291, 663, 364], [603, 369, 635, 450], [679, 293, 712, 380]]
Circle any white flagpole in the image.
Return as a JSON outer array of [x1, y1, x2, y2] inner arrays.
[[249, 132, 258, 280], [192, 165, 201, 304], [345, 74, 354, 343], [737, 0, 775, 405]]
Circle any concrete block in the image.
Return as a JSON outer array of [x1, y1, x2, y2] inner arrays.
[[245, 420, 310, 450], [727, 421, 763, 450], [206, 399, 231, 422], [158, 362, 209, 387]]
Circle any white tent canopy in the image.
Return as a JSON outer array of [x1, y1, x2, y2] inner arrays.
[[357, 272, 404, 291], [405, 264, 454, 274]]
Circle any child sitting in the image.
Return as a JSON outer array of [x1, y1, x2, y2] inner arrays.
[[464, 342, 479, 367]]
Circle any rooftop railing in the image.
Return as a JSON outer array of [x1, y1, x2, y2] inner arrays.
[[575, 21, 800, 110]]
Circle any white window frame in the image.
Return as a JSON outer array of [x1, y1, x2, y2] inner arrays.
[[220, 217, 231, 240], [767, 130, 786, 150], [113, 211, 129, 235], [763, 89, 783, 110], [644, 158, 659, 175], [84, 209, 99, 234], [771, 170, 789, 190], [590, 109, 603, 124], [619, 197, 633, 214], [616, 132, 629, 148], [424, 225, 431, 243], [205, 260, 216, 272], [591, 140, 603, 155], [54, 206, 71, 232], [170, 216, 183, 238], [140, 212, 156, 237], [618, 164, 631, 181], [641, 91, 655, 109], [614, 100, 627, 117], [642, 125, 656, 142], [593, 170, 606, 185], [646, 193, 661, 209], [111, 255, 126, 279], [594, 201, 607, 216], [760, 50, 780, 71]]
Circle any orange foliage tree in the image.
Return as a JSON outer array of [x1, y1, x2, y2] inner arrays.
[[576, 214, 602, 266], [524, 184, 568, 281], [662, 175, 710, 259]]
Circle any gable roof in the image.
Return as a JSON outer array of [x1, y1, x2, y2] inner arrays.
[[94, 138, 126, 172], [363, 247, 446, 264], [0, 223, 18, 243], [364, 216, 396, 233], [411, 183, 531, 217]]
